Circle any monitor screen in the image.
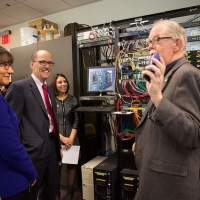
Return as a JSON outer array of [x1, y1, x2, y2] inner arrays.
[[87, 66, 116, 93]]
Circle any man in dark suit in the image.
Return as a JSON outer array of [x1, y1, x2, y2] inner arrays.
[[6, 50, 61, 200], [132, 19, 200, 200]]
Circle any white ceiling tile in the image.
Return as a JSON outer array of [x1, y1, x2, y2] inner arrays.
[[63, 0, 97, 7], [15, 0, 26, 2], [0, 0, 18, 9], [0, 3, 44, 20], [0, 0, 102, 29], [0, 13, 21, 28], [22, 0, 72, 14]]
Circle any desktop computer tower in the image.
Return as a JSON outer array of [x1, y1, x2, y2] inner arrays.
[[81, 156, 107, 200], [120, 168, 139, 200], [93, 156, 118, 200], [119, 148, 137, 170]]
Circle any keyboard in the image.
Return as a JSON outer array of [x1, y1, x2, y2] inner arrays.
[[73, 105, 115, 113], [79, 96, 116, 101]]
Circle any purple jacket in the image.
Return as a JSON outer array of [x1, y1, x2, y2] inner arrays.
[[0, 95, 37, 198]]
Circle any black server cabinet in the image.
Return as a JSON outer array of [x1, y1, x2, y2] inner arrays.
[[93, 156, 118, 200], [120, 169, 139, 200]]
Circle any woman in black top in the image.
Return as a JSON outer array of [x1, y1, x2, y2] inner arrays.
[[50, 73, 79, 200]]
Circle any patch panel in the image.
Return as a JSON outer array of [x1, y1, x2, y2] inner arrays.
[[134, 56, 151, 65], [186, 41, 200, 51], [134, 56, 150, 60], [185, 26, 200, 36], [77, 27, 115, 44], [118, 31, 148, 38], [103, 28, 109, 32], [188, 35, 200, 42]]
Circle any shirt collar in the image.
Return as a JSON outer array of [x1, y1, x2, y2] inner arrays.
[[164, 57, 184, 76], [31, 73, 47, 87]]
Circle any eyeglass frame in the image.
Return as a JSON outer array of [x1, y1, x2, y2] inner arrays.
[[147, 36, 173, 46], [33, 60, 55, 67], [0, 63, 13, 70]]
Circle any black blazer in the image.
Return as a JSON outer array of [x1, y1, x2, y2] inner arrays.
[[5, 76, 61, 163]]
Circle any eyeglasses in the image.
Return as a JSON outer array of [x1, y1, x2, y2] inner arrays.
[[0, 63, 13, 70], [147, 36, 173, 46], [33, 60, 55, 67]]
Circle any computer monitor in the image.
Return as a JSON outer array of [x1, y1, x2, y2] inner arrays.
[[87, 66, 116, 94]]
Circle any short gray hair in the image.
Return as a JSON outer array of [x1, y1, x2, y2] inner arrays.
[[153, 19, 187, 52]]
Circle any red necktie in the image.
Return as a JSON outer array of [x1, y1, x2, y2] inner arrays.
[[42, 84, 57, 136]]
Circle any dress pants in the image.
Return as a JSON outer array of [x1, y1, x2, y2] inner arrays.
[[29, 134, 58, 200]]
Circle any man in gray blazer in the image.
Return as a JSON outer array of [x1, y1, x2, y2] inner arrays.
[[132, 19, 200, 200], [6, 50, 61, 200]]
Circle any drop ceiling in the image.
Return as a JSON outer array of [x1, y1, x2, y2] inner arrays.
[[0, 0, 102, 29]]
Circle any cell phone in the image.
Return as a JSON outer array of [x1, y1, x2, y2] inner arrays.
[[143, 53, 160, 82]]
